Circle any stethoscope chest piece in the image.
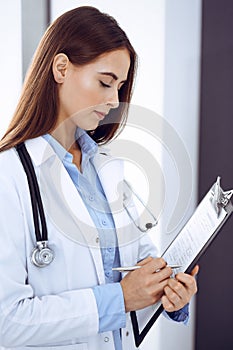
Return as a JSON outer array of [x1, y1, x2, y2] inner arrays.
[[31, 241, 54, 268]]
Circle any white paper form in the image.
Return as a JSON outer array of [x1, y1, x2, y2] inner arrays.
[[162, 188, 228, 274], [131, 178, 233, 347]]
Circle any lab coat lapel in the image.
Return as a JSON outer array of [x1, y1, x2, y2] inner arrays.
[[93, 150, 141, 266], [25, 137, 106, 284], [93, 150, 125, 229], [93, 151, 133, 245]]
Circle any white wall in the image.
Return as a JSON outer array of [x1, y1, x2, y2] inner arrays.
[[157, 1, 202, 350], [0, 0, 22, 137]]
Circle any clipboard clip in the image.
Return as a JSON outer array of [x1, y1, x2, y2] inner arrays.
[[211, 176, 233, 216]]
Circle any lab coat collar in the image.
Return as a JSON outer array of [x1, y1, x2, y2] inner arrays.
[[25, 136, 57, 166]]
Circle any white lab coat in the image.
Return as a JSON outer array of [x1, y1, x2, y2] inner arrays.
[[0, 136, 158, 350]]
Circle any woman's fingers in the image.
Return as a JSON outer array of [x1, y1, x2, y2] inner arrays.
[[121, 257, 172, 312], [121, 259, 199, 312], [162, 269, 198, 312], [190, 265, 199, 277]]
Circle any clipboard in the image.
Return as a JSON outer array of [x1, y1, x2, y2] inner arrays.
[[131, 176, 233, 348]]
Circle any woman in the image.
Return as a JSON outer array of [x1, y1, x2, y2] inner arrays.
[[0, 6, 198, 350]]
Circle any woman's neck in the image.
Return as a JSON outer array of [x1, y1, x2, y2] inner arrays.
[[50, 121, 82, 171], [50, 119, 77, 151], [68, 144, 82, 171]]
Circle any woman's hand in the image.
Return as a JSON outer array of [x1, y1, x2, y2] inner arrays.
[[120, 257, 173, 312], [161, 265, 199, 312]]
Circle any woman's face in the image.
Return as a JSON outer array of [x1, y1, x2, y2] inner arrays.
[[57, 49, 130, 131]]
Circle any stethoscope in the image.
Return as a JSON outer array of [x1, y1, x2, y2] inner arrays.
[[16, 143, 158, 267], [123, 180, 158, 232], [16, 143, 54, 268]]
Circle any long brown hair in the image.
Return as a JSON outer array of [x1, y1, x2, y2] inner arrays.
[[0, 6, 137, 152]]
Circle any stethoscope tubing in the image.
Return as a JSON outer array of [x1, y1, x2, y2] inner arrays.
[[16, 143, 48, 242], [123, 180, 158, 232]]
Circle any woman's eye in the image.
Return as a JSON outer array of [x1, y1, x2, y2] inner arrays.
[[100, 81, 111, 88]]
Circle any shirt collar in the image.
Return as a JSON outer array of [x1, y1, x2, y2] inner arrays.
[[43, 128, 98, 164], [75, 128, 98, 159], [43, 133, 67, 162]]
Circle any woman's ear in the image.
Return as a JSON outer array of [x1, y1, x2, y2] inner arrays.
[[52, 53, 69, 83]]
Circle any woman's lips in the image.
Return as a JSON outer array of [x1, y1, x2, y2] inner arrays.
[[94, 110, 106, 120]]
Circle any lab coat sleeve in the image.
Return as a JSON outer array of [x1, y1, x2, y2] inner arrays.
[[0, 169, 99, 348]]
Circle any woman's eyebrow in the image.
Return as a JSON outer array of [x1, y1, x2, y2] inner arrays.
[[98, 72, 127, 83]]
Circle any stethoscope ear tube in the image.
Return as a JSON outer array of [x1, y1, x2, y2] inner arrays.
[[16, 143, 54, 267]]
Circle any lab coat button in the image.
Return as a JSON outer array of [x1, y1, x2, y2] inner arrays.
[[104, 337, 109, 342], [89, 195, 94, 201], [96, 237, 99, 243], [126, 331, 129, 336]]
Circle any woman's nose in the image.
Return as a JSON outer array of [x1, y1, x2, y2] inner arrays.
[[107, 89, 119, 109]]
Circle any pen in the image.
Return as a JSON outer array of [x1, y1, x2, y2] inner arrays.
[[112, 264, 182, 272]]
